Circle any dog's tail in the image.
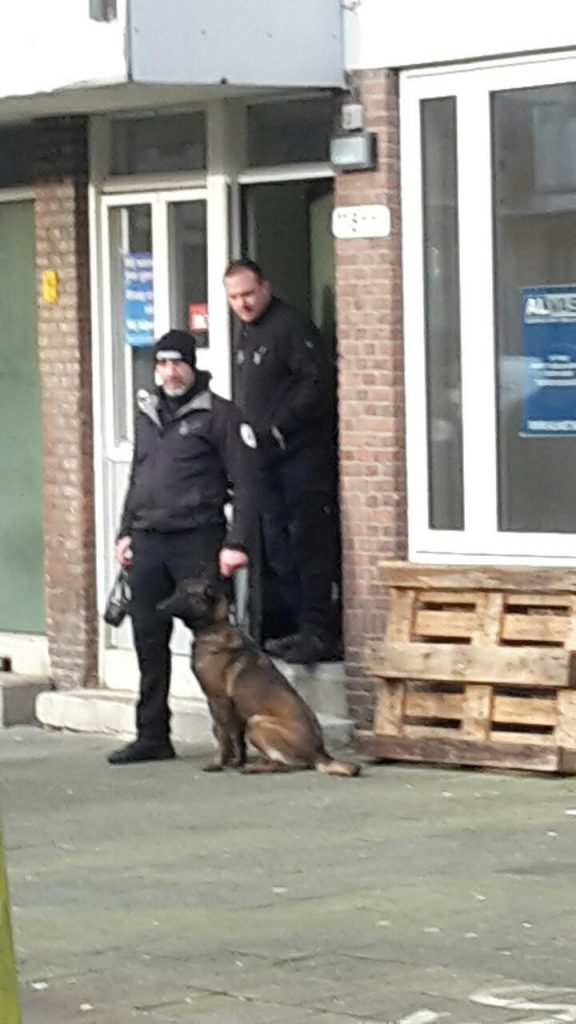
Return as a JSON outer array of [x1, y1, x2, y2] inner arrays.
[[315, 755, 361, 778]]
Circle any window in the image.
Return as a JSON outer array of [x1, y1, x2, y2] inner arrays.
[[0, 126, 35, 187], [493, 84, 576, 533], [105, 195, 208, 444], [403, 58, 576, 562], [111, 113, 206, 175], [421, 97, 464, 530], [247, 96, 339, 166]]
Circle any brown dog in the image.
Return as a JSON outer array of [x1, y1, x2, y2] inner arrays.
[[160, 579, 360, 777]]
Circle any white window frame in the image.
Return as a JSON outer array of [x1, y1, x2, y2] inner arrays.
[[401, 51, 576, 566]]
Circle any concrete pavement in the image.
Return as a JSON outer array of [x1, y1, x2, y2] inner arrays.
[[2, 725, 576, 1024]]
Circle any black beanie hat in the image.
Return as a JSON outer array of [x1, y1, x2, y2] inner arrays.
[[153, 330, 197, 368]]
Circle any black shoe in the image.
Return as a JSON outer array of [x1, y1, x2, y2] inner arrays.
[[279, 633, 340, 666], [264, 634, 300, 657], [107, 740, 176, 765]]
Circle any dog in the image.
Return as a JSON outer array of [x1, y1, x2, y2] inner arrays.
[[159, 579, 360, 777]]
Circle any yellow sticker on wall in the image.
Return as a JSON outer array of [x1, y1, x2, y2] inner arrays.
[[41, 270, 59, 304]]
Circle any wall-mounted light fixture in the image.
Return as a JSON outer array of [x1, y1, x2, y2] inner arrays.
[[330, 131, 377, 173], [330, 99, 377, 172]]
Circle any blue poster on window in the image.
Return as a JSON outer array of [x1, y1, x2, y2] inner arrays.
[[522, 285, 576, 436], [123, 252, 154, 348]]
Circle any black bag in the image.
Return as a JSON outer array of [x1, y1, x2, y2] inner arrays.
[[103, 569, 132, 627]]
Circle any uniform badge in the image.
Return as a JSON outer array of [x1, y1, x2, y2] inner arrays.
[[236, 350, 245, 365], [239, 423, 257, 449], [253, 346, 267, 366], [179, 421, 191, 436]]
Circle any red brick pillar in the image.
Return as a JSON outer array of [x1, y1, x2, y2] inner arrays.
[[335, 70, 406, 726], [35, 117, 98, 689]]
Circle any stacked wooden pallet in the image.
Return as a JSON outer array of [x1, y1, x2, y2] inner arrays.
[[356, 563, 576, 773]]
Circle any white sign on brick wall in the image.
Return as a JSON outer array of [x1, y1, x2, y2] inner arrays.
[[332, 204, 391, 239]]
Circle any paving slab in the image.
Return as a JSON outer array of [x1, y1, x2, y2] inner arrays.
[[2, 726, 576, 1024]]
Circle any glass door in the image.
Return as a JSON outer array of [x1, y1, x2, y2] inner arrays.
[[103, 191, 208, 447], [100, 190, 209, 656]]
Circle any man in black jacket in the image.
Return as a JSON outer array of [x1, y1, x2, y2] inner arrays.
[[107, 329, 259, 765], [224, 259, 340, 665]]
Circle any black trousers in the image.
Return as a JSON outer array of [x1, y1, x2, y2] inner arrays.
[[259, 446, 340, 642], [128, 527, 224, 744]]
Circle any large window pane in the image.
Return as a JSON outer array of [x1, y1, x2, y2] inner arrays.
[[111, 112, 206, 175], [168, 201, 208, 348], [0, 126, 35, 187], [421, 97, 464, 530], [247, 97, 338, 166], [108, 204, 154, 443], [493, 84, 576, 532]]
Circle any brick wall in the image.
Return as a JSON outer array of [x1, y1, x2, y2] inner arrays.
[[335, 70, 406, 726], [34, 117, 98, 689]]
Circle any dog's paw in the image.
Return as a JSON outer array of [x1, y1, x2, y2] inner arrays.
[[240, 761, 272, 774]]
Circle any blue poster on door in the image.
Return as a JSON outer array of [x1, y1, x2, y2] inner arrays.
[[522, 285, 576, 436], [123, 252, 154, 347]]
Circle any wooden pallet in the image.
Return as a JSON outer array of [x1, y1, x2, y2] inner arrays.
[[356, 563, 576, 773]]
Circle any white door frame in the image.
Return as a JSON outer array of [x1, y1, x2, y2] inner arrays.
[[89, 100, 334, 688], [97, 188, 216, 683], [401, 51, 576, 566]]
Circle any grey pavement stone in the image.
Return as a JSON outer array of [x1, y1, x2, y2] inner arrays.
[[2, 726, 576, 1023]]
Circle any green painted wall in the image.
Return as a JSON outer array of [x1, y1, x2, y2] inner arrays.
[[0, 201, 44, 633]]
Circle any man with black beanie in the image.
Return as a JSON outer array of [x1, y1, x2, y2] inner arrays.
[[107, 329, 259, 765]]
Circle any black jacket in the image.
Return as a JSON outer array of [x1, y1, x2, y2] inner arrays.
[[233, 297, 335, 460], [119, 372, 259, 551]]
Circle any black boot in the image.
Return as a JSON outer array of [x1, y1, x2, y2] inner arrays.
[[107, 739, 176, 765], [264, 633, 300, 657], [279, 632, 341, 665]]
